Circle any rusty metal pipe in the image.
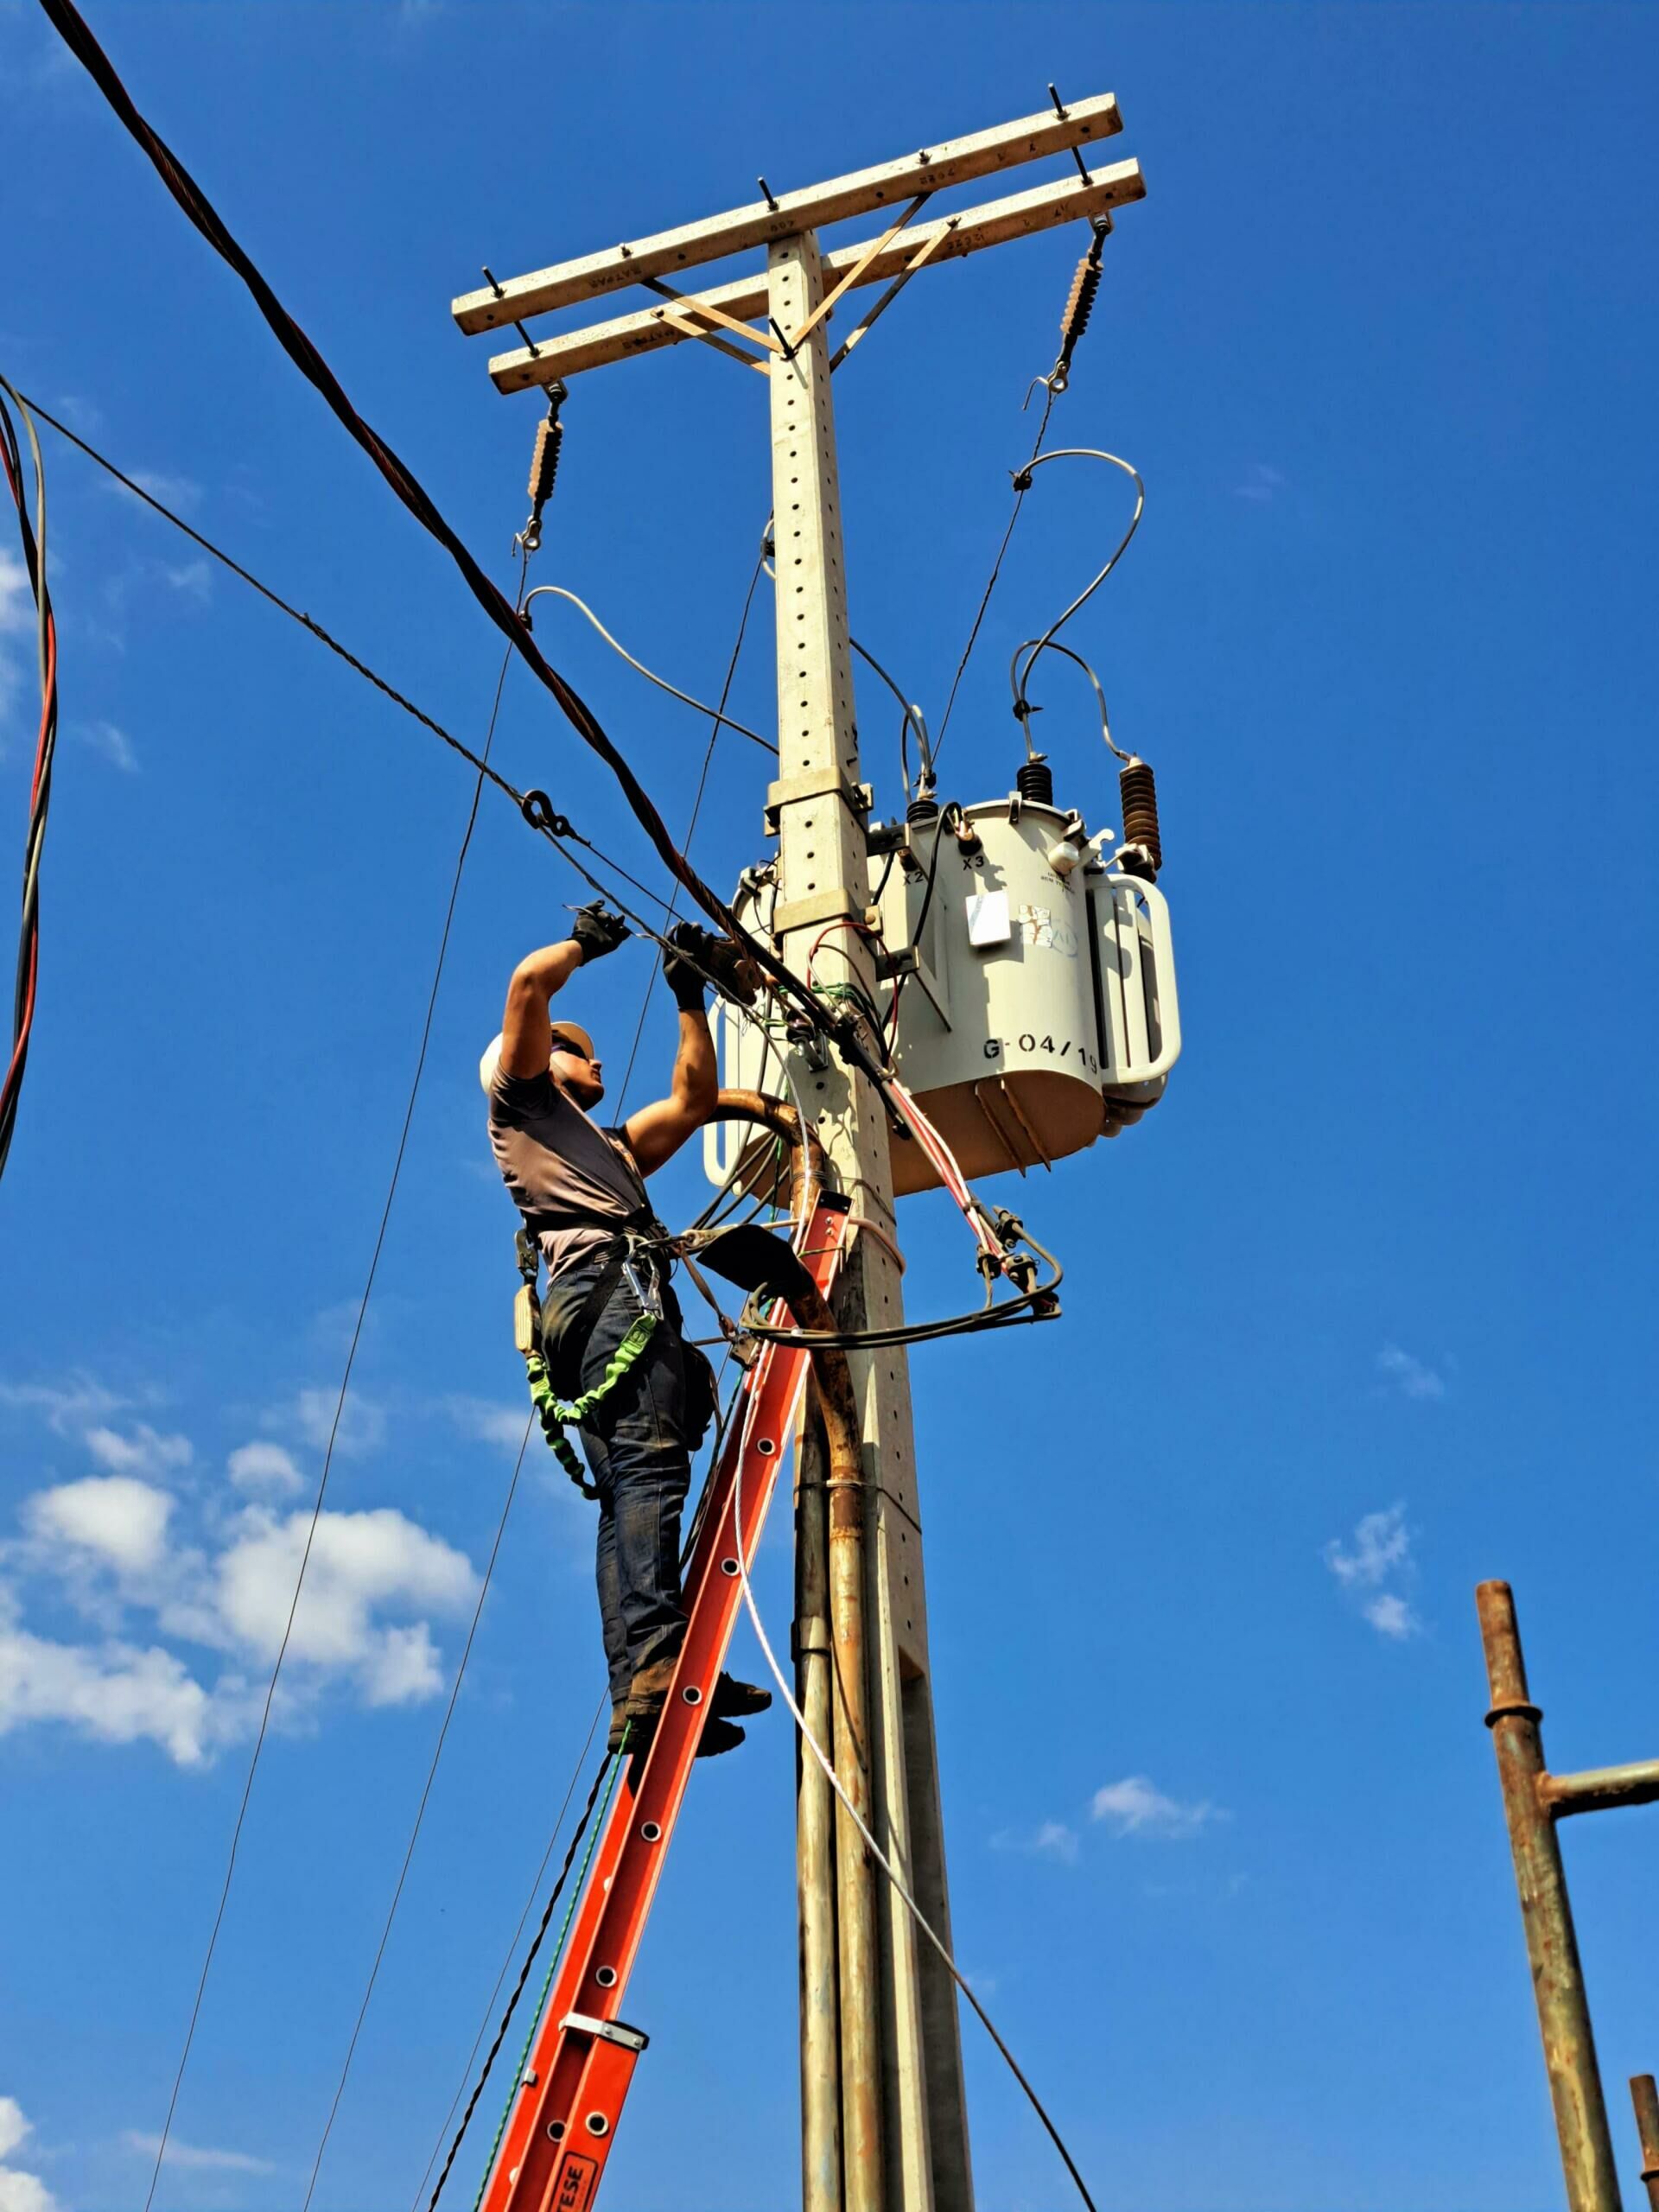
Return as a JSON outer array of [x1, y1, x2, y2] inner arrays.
[[1544, 1761, 1659, 1821], [1477, 1580, 1623, 2212], [1629, 2077, 1659, 2212], [709, 1090, 884, 2212]]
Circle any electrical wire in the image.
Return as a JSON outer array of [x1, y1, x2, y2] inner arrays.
[[136, 558, 528, 2212], [848, 634, 931, 802], [613, 543, 767, 1116], [0, 379, 57, 1186], [35, 0, 844, 1060], [405, 1693, 607, 2212], [728, 1363, 1099, 2212], [931, 379, 1057, 768], [1006, 635, 1129, 764], [520, 583, 774, 755], [424, 1748, 621, 2212], [1009, 449, 1144, 720], [300, 1414, 533, 2212]]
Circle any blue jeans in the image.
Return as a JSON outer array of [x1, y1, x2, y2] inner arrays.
[[544, 1262, 690, 1707]]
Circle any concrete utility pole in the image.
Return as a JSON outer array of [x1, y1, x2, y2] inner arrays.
[[453, 97, 1146, 2212]]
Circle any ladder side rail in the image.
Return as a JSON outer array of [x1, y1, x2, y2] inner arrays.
[[484, 1209, 844, 2212], [504, 1332, 821, 2212]]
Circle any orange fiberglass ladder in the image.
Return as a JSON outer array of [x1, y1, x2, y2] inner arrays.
[[478, 1193, 849, 2212]]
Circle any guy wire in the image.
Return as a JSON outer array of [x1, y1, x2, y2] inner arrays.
[[137, 556, 528, 2212], [615, 541, 767, 1116]]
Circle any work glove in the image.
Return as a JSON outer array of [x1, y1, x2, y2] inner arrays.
[[569, 900, 630, 965], [662, 922, 715, 1011]]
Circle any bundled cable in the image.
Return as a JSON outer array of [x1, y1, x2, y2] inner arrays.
[[0, 379, 57, 1187], [34, 0, 858, 1079]]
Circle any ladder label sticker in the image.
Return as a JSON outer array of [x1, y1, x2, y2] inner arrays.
[[552, 2155, 601, 2211]]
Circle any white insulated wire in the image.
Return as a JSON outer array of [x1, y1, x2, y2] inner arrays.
[[728, 1345, 1100, 2212]]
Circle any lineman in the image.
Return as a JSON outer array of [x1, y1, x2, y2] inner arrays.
[[481, 900, 770, 1759]]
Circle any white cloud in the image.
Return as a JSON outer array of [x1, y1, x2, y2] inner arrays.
[[0, 2091, 56, 2212], [124, 468, 201, 512], [1090, 1776, 1224, 1840], [73, 718, 137, 773], [0, 1613, 226, 1766], [1234, 461, 1285, 504], [213, 1506, 474, 1700], [160, 558, 212, 602], [992, 1819, 1079, 1866], [1376, 1343, 1448, 1402], [445, 1396, 532, 1452], [85, 1424, 191, 1478], [226, 1441, 303, 1497], [2, 1465, 477, 1764], [1325, 1503, 1426, 1639], [122, 2132, 272, 2175], [1325, 1503, 1411, 1589], [289, 1388, 386, 1459], [1363, 1592, 1421, 1640], [0, 1375, 130, 1435], [25, 1476, 174, 1575]]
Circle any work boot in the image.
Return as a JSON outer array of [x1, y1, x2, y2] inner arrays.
[[624, 1707, 746, 1791], [606, 1700, 627, 1756], [711, 1673, 772, 1720], [696, 1717, 746, 1758]]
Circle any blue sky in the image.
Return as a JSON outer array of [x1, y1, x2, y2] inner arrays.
[[3, 3, 1657, 2209]]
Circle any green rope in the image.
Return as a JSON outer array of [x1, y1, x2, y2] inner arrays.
[[523, 1316, 658, 1497], [473, 1741, 628, 2210]]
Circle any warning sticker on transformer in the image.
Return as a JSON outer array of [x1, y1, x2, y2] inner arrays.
[[1017, 905, 1077, 957]]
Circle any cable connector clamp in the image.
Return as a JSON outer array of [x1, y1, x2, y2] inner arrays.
[[520, 789, 573, 838]]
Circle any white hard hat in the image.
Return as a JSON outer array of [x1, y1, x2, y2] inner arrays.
[[479, 1033, 504, 1094]]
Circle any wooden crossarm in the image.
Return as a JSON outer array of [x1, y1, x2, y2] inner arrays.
[[485, 158, 1145, 391], [452, 92, 1123, 334]]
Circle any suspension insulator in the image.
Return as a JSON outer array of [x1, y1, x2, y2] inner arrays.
[[1059, 251, 1103, 352], [527, 416, 563, 506], [1016, 756, 1055, 806], [1117, 756, 1162, 879]]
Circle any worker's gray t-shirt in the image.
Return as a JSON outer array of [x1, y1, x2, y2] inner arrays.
[[486, 1065, 649, 1282]]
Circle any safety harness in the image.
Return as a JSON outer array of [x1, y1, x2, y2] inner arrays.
[[512, 1215, 806, 1498], [513, 1221, 670, 1498]]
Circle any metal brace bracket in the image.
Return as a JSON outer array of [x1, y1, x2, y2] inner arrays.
[[560, 2012, 650, 2054], [771, 886, 868, 936], [765, 767, 874, 834]]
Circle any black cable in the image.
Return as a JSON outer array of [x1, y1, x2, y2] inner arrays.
[[35, 0, 841, 1058], [614, 544, 766, 1116], [424, 1751, 618, 2212], [0, 380, 57, 1185], [405, 1694, 607, 2212], [136, 561, 527, 2212], [301, 1414, 533, 2212], [17, 390, 536, 818], [18, 395, 788, 1063], [884, 800, 948, 1045], [931, 381, 1057, 769]]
